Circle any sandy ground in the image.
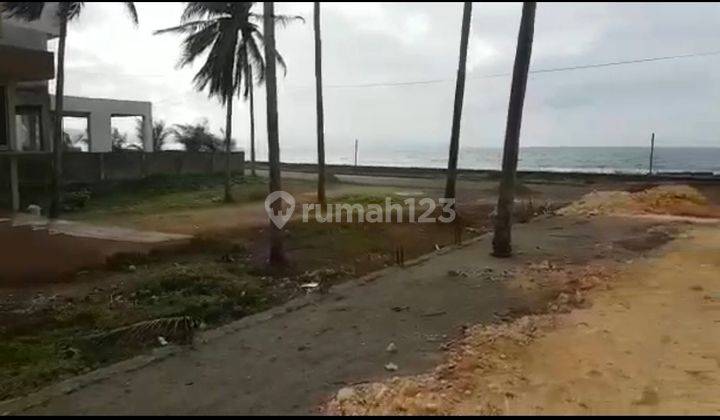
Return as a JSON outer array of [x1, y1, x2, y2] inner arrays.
[[325, 218, 720, 415], [3, 176, 720, 414], [505, 225, 720, 414], [0, 214, 679, 415]]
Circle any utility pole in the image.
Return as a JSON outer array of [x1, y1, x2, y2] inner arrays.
[[354, 138, 358, 166], [648, 132, 655, 175]]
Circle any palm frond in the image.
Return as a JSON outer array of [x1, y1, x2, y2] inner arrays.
[[60, 2, 85, 21], [181, 1, 229, 22], [124, 2, 139, 25], [249, 12, 305, 27], [154, 19, 217, 36], [157, 1, 294, 103], [252, 30, 288, 76]]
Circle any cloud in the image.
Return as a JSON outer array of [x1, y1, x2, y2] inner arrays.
[[48, 1, 720, 158]]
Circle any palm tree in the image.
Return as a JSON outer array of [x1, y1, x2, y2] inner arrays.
[[136, 118, 170, 151], [444, 1, 472, 202], [1, 2, 138, 218], [492, 2, 537, 258], [246, 64, 257, 177], [313, 2, 326, 204], [156, 2, 247, 203], [171, 121, 223, 152], [263, 1, 286, 266], [151, 120, 171, 151], [156, 2, 299, 203]]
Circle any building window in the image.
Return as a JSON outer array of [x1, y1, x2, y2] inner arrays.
[[16, 105, 43, 151], [0, 86, 8, 149], [62, 116, 90, 152]]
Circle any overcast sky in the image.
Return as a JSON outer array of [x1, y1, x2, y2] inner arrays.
[[49, 2, 720, 160]]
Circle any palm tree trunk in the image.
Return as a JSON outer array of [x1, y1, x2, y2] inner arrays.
[[444, 2, 472, 202], [263, 1, 286, 266], [224, 93, 233, 203], [247, 64, 256, 177], [492, 2, 536, 258], [48, 13, 68, 219], [314, 2, 326, 204]]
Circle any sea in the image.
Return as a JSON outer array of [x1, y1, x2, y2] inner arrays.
[[276, 146, 720, 175]]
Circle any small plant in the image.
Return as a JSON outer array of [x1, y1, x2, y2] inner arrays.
[[61, 188, 92, 211]]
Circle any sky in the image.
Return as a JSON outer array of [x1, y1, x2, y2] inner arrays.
[[49, 2, 720, 161]]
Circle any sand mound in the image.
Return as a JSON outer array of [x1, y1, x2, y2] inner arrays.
[[558, 185, 715, 218]]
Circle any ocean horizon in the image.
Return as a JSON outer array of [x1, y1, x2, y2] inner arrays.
[[271, 146, 720, 175]]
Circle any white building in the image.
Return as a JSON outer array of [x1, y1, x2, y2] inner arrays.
[[0, 5, 153, 154]]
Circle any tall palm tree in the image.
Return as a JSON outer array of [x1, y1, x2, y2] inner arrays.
[[156, 2, 250, 203], [263, 1, 286, 266], [246, 64, 257, 177], [313, 2, 326, 204], [156, 2, 298, 203], [492, 2, 537, 257], [1, 2, 138, 218], [444, 1, 472, 202]]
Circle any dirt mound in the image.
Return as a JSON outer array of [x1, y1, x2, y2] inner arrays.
[[557, 185, 718, 218]]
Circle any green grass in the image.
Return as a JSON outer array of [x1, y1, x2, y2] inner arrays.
[[0, 252, 280, 401], [64, 174, 268, 220]]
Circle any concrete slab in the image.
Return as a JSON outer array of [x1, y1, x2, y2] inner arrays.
[[11, 214, 191, 244]]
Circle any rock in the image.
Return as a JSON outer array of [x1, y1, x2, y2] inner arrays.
[[157, 336, 168, 346], [386, 342, 398, 353], [447, 269, 467, 277], [63, 347, 80, 359], [26, 204, 41, 216], [384, 362, 399, 372], [557, 293, 570, 305], [336, 387, 356, 402]]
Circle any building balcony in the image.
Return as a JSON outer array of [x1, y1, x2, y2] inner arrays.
[[0, 44, 54, 82]]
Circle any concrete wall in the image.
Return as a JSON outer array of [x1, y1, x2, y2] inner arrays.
[[0, 151, 245, 189], [51, 95, 153, 153]]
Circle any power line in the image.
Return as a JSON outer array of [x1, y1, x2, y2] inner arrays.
[[317, 49, 720, 90]]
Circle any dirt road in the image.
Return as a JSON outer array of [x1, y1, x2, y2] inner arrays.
[[0, 215, 670, 415], [504, 224, 720, 414], [326, 220, 720, 415]]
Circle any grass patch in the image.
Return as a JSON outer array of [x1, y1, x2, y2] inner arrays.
[[64, 174, 268, 220]]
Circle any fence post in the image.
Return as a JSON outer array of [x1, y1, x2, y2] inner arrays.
[[648, 132, 655, 175], [10, 155, 19, 212]]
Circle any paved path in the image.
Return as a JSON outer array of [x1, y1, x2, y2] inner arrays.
[[1, 216, 654, 414]]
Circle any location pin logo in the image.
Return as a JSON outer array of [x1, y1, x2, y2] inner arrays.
[[264, 191, 295, 229]]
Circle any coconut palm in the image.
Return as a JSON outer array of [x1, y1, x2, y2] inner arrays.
[[171, 121, 223, 152], [263, 1, 286, 265], [151, 120, 172, 151], [246, 64, 257, 176], [1, 1, 138, 218], [156, 2, 300, 203], [492, 2, 537, 257], [136, 118, 170, 151], [313, 2, 326, 204], [444, 1, 472, 202]]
